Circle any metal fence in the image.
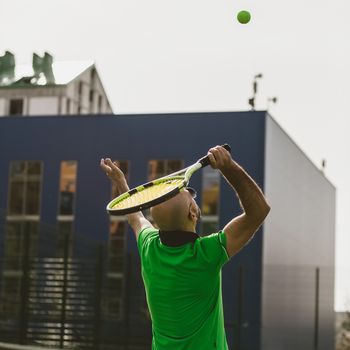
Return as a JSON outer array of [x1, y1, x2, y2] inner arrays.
[[0, 209, 337, 350], [0, 212, 151, 349]]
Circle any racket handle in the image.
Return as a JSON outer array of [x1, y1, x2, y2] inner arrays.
[[199, 143, 232, 168]]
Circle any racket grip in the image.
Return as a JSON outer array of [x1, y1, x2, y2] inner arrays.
[[199, 144, 232, 168]]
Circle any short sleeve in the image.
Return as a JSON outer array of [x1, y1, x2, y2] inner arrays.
[[197, 230, 230, 270], [137, 226, 159, 255]]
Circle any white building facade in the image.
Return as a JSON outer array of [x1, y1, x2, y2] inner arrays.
[[0, 51, 113, 117]]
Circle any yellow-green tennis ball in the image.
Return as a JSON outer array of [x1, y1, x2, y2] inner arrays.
[[237, 10, 251, 24]]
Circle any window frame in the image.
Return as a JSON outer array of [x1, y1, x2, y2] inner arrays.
[[6, 160, 43, 218], [200, 166, 221, 234], [8, 98, 24, 116]]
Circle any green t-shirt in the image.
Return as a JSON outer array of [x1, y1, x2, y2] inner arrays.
[[137, 227, 230, 349]]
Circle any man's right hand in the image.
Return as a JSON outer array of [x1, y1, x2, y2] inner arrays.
[[100, 158, 129, 194], [100, 158, 125, 182], [100, 158, 153, 240]]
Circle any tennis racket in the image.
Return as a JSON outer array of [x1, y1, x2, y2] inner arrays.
[[106, 144, 231, 216]]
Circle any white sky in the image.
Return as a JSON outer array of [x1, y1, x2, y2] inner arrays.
[[1, 0, 349, 311]]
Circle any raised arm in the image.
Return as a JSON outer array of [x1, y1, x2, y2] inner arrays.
[[100, 158, 153, 240], [207, 146, 270, 258]]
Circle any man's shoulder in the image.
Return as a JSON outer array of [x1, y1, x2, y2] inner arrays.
[[197, 231, 226, 245], [137, 226, 159, 252], [195, 230, 229, 268]]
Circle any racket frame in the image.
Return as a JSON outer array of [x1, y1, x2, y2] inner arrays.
[[106, 163, 202, 216], [106, 143, 230, 216]]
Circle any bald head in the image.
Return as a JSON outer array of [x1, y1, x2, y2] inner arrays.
[[150, 189, 200, 231]]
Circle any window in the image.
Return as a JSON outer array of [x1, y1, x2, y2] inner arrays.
[[201, 166, 220, 235], [148, 159, 183, 181], [56, 221, 74, 257], [4, 221, 39, 268], [109, 161, 129, 272], [8, 161, 43, 216], [78, 81, 83, 96], [90, 68, 96, 83], [9, 99, 24, 115], [146, 159, 184, 225], [0, 276, 21, 317], [1, 221, 39, 317], [108, 220, 126, 274], [98, 95, 103, 113], [57, 161, 77, 257], [3, 161, 42, 318], [103, 278, 123, 320], [58, 161, 77, 216], [106, 160, 129, 319], [66, 98, 71, 114]]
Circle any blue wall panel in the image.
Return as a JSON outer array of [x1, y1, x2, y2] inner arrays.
[[0, 111, 266, 349]]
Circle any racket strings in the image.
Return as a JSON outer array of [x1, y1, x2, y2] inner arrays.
[[111, 178, 184, 210]]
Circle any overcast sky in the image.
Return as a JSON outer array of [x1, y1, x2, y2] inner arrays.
[[1, 0, 349, 310]]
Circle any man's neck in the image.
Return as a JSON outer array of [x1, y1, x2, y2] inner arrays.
[[158, 230, 199, 247], [159, 223, 196, 233]]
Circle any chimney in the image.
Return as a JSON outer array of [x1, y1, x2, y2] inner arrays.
[[0, 51, 15, 85], [32, 51, 55, 84]]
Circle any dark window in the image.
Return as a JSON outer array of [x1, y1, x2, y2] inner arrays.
[[66, 98, 71, 114], [89, 89, 94, 102], [108, 220, 126, 273], [56, 221, 74, 257], [2, 221, 39, 317], [78, 81, 83, 96], [9, 99, 23, 115], [58, 161, 77, 216], [201, 167, 221, 234], [201, 166, 220, 216], [106, 160, 129, 319], [98, 95, 103, 112], [148, 159, 183, 181], [90, 68, 96, 82], [8, 161, 42, 216]]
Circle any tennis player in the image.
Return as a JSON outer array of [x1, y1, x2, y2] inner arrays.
[[100, 145, 270, 349]]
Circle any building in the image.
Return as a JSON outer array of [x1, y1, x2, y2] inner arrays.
[[0, 51, 113, 116], [336, 311, 350, 350], [0, 112, 335, 349]]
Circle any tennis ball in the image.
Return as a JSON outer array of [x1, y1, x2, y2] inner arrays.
[[237, 10, 251, 24]]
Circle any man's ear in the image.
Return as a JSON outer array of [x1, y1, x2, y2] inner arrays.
[[188, 202, 198, 221], [196, 206, 201, 220], [189, 202, 201, 221]]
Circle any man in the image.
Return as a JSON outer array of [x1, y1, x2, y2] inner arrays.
[[100, 145, 270, 349]]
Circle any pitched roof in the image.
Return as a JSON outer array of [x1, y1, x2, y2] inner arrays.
[[0, 60, 94, 88]]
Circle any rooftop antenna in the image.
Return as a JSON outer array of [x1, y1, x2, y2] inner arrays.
[[267, 97, 278, 111], [248, 73, 263, 111]]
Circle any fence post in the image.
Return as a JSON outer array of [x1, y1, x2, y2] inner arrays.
[[93, 244, 104, 350], [314, 267, 320, 350], [59, 232, 69, 348], [19, 231, 30, 344], [124, 253, 132, 350], [235, 265, 244, 350]]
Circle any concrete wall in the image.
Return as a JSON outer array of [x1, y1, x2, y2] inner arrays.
[[261, 115, 336, 350], [29, 96, 59, 115], [0, 98, 6, 115], [0, 65, 113, 117], [65, 67, 113, 115]]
